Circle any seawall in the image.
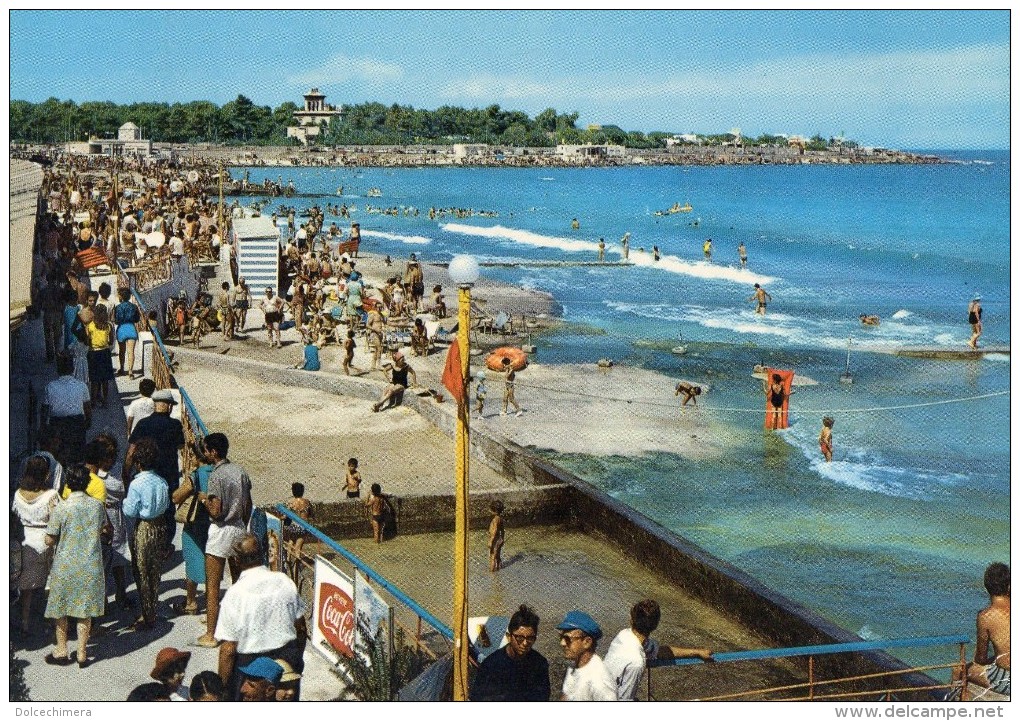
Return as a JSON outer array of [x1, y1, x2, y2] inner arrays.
[[172, 346, 940, 697]]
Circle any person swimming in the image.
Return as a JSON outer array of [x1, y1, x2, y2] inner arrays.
[[859, 314, 880, 326]]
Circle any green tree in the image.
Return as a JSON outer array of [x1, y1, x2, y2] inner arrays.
[[535, 107, 557, 133]]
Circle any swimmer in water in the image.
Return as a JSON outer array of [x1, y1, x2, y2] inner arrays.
[[749, 283, 772, 316], [859, 314, 880, 326]]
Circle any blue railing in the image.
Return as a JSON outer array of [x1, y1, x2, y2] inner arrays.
[[275, 505, 454, 642], [650, 634, 971, 668]]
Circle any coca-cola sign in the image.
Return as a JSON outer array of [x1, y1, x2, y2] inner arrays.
[[318, 582, 355, 658]]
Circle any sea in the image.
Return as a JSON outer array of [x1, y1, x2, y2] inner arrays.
[[236, 150, 1009, 671]]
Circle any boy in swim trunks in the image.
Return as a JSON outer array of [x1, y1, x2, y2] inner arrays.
[[364, 483, 392, 544], [488, 500, 505, 572], [344, 458, 362, 499], [819, 417, 834, 462], [749, 283, 772, 316], [952, 562, 1010, 699], [501, 357, 522, 417], [283, 482, 313, 572], [475, 371, 488, 420]]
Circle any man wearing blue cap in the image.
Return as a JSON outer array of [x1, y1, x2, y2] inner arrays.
[[238, 657, 282, 701], [557, 610, 616, 701]]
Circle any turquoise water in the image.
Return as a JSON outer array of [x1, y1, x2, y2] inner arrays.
[[239, 151, 1009, 668]]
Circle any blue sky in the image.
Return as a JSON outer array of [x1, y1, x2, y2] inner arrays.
[[9, 10, 1009, 148]]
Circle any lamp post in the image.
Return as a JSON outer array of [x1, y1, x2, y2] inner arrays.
[[448, 254, 479, 701]]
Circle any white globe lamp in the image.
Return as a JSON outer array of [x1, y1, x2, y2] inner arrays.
[[448, 254, 480, 287]]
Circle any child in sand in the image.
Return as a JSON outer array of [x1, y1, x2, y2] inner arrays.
[[344, 458, 362, 499], [819, 417, 834, 462], [342, 329, 357, 375], [488, 500, 505, 572]]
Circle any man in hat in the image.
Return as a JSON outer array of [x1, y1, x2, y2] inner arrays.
[[214, 533, 306, 699], [557, 610, 616, 701], [237, 657, 283, 701], [125, 388, 185, 553], [273, 659, 302, 701], [372, 350, 417, 412], [603, 599, 714, 700]]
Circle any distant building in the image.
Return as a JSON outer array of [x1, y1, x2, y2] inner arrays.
[[287, 88, 343, 145], [666, 133, 700, 147], [78, 122, 153, 157], [452, 143, 490, 160], [555, 144, 626, 160]]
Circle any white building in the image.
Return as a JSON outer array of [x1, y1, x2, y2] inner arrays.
[[82, 122, 153, 156], [287, 88, 343, 145], [555, 144, 626, 159], [665, 133, 700, 147]]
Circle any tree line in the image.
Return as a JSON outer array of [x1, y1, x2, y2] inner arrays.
[[10, 95, 849, 150]]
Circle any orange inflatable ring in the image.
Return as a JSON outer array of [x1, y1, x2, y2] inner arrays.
[[486, 347, 528, 372]]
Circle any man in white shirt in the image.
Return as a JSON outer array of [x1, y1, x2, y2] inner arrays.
[[215, 533, 307, 700], [604, 599, 714, 700], [557, 610, 616, 701], [125, 378, 157, 435], [42, 352, 91, 462], [169, 232, 185, 259]]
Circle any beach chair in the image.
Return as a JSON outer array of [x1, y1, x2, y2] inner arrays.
[[491, 311, 514, 335]]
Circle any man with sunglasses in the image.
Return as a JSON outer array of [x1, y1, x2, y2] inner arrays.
[[557, 610, 616, 701], [469, 605, 550, 701]]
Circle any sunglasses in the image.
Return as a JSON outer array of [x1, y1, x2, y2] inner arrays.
[[510, 632, 537, 644], [559, 632, 586, 644]]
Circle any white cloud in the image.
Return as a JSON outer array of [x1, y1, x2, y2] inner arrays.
[[436, 44, 1007, 137], [442, 73, 558, 101], [289, 55, 404, 87]]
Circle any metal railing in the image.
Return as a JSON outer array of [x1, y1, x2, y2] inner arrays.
[[275, 506, 453, 659], [126, 279, 207, 480], [647, 634, 971, 701]]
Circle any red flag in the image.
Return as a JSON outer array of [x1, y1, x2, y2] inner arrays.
[[441, 341, 465, 405]]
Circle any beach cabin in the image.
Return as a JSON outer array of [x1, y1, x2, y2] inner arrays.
[[231, 216, 281, 293]]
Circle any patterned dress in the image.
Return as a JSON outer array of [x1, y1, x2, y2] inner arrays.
[[44, 491, 106, 619]]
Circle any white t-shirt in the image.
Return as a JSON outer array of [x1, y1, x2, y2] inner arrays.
[[603, 628, 659, 700], [215, 566, 306, 654], [562, 653, 616, 701], [170, 236, 185, 256], [126, 396, 155, 428], [45, 375, 90, 418]]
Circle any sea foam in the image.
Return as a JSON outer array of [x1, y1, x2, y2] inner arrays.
[[361, 229, 431, 245], [441, 223, 776, 286]]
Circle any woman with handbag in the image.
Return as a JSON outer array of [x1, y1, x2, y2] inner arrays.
[[171, 442, 213, 616]]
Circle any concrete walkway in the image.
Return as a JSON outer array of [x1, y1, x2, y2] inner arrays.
[[10, 271, 342, 702]]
